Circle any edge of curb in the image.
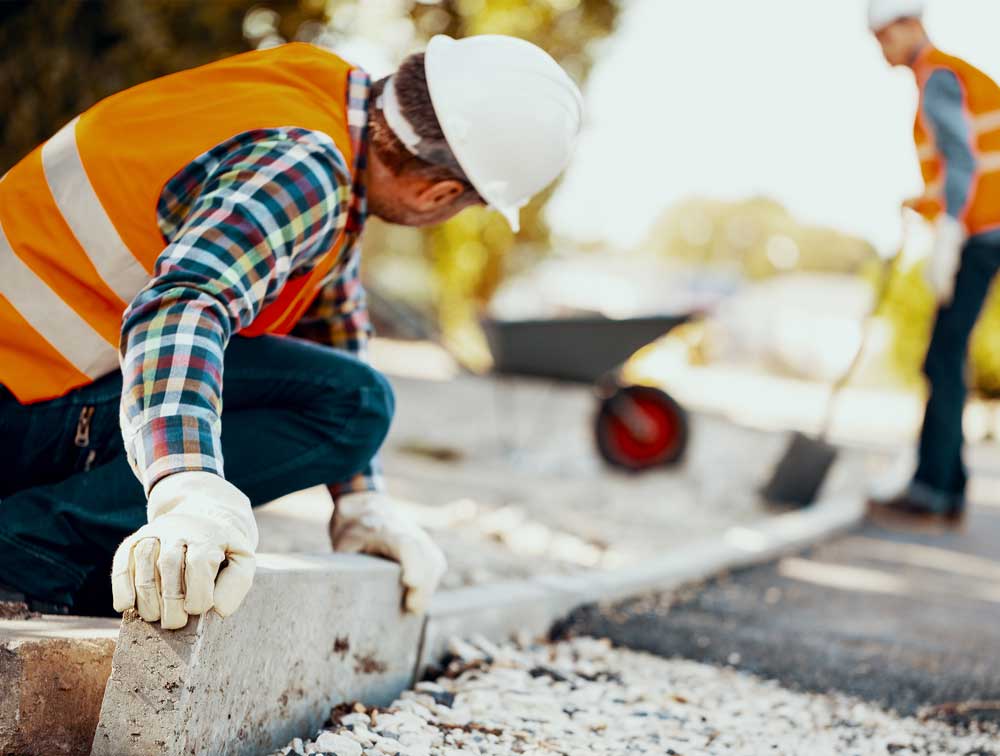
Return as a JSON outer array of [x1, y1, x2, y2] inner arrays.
[[417, 493, 865, 675], [41, 494, 861, 755]]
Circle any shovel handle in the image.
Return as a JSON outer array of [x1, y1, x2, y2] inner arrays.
[[818, 217, 911, 439]]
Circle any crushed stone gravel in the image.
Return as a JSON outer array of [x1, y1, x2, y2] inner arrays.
[[267, 636, 999, 756]]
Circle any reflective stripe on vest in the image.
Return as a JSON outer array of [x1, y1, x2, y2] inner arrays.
[[41, 118, 151, 302], [916, 108, 1000, 158], [913, 48, 1000, 234], [974, 111, 1000, 133], [0, 220, 120, 378], [0, 43, 357, 404], [916, 115, 1000, 188], [981, 152, 1000, 173]]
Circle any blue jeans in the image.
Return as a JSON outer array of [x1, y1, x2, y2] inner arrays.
[[915, 234, 1000, 504], [0, 335, 394, 613]]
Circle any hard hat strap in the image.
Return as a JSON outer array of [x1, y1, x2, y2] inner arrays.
[[377, 76, 470, 183]]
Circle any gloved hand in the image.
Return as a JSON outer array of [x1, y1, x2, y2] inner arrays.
[[925, 215, 966, 306], [903, 194, 938, 218], [111, 471, 258, 630], [330, 492, 447, 614]]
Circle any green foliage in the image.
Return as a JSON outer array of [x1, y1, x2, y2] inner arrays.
[[876, 257, 935, 387], [643, 196, 1000, 397], [0, 0, 326, 172], [641, 196, 878, 277], [874, 254, 1000, 397], [2, 0, 619, 365], [971, 285, 1000, 397], [398, 0, 620, 359], [406, 0, 617, 82]]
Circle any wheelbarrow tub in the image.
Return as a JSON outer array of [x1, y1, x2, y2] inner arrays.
[[482, 314, 689, 384]]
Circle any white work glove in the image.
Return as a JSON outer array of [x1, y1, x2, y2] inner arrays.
[[330, 492, 447, 614], [111, 471, 259, 630], [925, 215, 966, 306]]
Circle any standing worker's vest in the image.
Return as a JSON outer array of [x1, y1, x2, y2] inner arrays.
[[0, 43, 359, 404], [912, 47, 1000, 235]]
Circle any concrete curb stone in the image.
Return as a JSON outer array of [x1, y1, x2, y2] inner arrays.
[[416, 494, 864, 673], [0, 494, 862, 754], [0, 616, 118, 756], [91, 554, 423, 756]]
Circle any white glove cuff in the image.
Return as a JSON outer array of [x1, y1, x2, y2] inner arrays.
[[147, 471, 258, 549], [335, 491, 382, 519], [937, 214, 968, 244]]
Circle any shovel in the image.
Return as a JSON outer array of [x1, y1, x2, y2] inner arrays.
[[760, 242, 905, 508]]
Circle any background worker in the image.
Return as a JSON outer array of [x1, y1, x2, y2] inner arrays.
[[868, 0, 1000, 519], [0, 35, 583, 626]]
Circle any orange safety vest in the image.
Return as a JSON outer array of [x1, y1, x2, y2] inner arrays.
[[912, 46, 1000, 235], [0, 43, 359, 404]]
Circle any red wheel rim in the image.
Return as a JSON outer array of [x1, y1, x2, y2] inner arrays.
[[603, 391, 680, 467]]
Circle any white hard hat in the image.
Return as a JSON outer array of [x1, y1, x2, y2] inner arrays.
[[422, 34, 584, 233], [868, 0, 926, 32]]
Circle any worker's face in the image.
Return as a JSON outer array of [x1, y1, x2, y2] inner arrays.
[[874, 18, 922, 67], [366, 149, 483, 227]]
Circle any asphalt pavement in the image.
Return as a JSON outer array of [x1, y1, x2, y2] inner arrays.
[[556, 490, 1000, 722]]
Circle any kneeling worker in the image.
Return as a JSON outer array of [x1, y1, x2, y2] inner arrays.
[[0, 35, 583, 626], [868, 0, 1000, 520]]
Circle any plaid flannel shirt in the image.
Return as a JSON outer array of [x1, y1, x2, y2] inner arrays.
[[120, 67, 380, 497]]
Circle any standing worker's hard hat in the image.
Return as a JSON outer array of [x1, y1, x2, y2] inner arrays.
[[423, 35, 584, 233], [868, 0, 926, 32]]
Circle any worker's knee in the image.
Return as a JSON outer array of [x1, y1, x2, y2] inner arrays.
[[358, 366, 395, 448], [310, 360, 394, 463]]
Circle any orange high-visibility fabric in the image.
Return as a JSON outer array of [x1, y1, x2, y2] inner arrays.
[[0, 297, 92, 401], [0, 43, 356, 403], [2, 150, 129, 344], [912, 46, 1000, 235]]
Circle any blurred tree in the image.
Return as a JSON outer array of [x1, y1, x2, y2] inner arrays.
[[343, 0, 621, 368], [641, 196, 878, 278], [0, 0, 327, 172], [876, 256, 935, 388], [640, 196, 1000, 394], [2, 0, 619, 369], [971, 288, 1000, 397], [874, 254, 1000, 397]]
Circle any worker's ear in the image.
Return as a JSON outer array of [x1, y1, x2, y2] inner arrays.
[[412, 179, 467, 213]]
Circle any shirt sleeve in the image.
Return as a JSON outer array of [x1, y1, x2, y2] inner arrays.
[[923, 69, 977, 222], [290, 241, 384, 497], [290, 239, 373, 359], [120, 130, 351, 494]]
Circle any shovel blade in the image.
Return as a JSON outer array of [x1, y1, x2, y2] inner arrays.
[[761, 432, 838, 508]]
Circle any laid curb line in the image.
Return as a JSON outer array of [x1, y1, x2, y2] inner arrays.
[[417, 493, 866, 674], [0, 495, 861, 755]]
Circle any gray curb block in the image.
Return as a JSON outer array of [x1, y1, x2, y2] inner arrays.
[[93, 554, 423, 756], [88, 495, 862, 756]]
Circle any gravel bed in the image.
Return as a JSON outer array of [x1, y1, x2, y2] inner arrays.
[[267, 636, 998, 756]]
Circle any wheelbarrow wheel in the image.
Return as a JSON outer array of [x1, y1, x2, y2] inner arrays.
[[594, 385, 688, 471]]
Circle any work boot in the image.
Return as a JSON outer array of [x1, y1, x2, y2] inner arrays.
[[867, 481, 965, 526]]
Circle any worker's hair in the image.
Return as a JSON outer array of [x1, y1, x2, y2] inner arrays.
[[369, 53, 482, 200]]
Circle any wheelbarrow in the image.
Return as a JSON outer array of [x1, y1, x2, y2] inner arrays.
[[481, 314, 691, 471]]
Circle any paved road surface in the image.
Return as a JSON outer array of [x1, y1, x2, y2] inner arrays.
[[558, 493, 1000, 721]]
